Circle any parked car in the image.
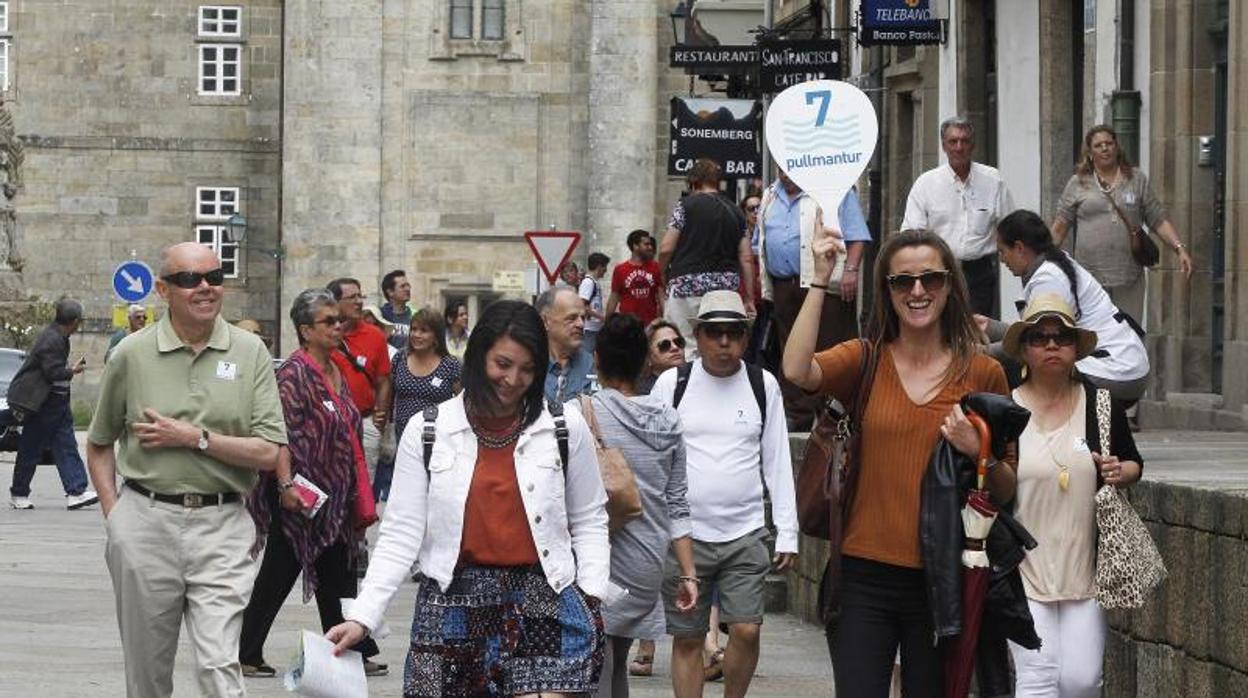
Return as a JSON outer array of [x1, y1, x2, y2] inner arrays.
[[0, 347, 55, 463]]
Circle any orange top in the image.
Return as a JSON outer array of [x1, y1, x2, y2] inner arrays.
[[458, 419, 540, 568], [814, 341, 1011, 569]]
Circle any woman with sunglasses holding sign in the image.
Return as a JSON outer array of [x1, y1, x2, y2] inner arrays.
[[990, 209, 1150, 403], [1001, 294, 1142, 696], [783, 228, 1017, 696]]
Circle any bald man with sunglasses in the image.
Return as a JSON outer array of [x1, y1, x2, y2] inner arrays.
[[87, 242, 287, 697]]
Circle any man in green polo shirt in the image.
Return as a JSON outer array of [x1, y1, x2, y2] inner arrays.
[[87, 242, 287, 698]]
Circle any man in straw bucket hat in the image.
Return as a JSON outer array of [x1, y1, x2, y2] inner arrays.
[[650, 290, 798, 698]]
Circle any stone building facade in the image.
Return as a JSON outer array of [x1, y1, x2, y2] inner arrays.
[[10, 0, 284, 337]]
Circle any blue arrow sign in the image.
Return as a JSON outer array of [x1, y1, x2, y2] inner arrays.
[[112, 261, 154, 303]]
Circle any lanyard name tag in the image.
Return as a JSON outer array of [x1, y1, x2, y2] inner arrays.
[[216, 361, 237, 381]]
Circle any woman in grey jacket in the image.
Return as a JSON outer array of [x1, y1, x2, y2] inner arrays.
[[590, 314, 698, 697]]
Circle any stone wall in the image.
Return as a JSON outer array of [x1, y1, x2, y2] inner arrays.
[[11, 2, 283, 344], [783, 435, 1248, 695]]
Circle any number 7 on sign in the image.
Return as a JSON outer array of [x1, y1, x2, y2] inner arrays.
[[805, 90, 831, 126]]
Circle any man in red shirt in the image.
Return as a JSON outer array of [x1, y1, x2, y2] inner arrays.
[[606, 229, 664, 326], [327, 277, 392, 472]]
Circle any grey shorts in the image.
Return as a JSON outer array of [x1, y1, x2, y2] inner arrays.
[[661, 527, 772, 637]]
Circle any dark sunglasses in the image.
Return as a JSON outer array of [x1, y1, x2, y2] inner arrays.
[[655, 336, 686, 353], [313, 315, 345, 327], [745, 204, 760, 213], [886, 270, 950, 294], [1024, 329, 1078, 348], [161, 268, 225, 289], [702, 323, 748, 340]]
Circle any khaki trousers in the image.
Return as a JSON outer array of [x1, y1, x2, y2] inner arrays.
[[105, 487, 259, 698]]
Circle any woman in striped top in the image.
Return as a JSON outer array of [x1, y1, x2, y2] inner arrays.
[[783, 229, 1017, 696]]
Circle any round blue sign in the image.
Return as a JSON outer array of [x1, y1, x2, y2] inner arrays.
[[112, 261, 154, 303]]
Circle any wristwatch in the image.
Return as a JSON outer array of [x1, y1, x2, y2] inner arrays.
[[196, 429, 210, 452]]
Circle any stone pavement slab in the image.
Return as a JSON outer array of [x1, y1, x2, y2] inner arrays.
[[0, 442, 833, 697]]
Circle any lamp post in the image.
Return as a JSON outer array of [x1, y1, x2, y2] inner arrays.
[[670, 1, 689, 45], [226, 212, 247, 244]]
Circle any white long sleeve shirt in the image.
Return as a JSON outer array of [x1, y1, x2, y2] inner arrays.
[[651, 361, 798, 553], [902, 162, 1015, 261]]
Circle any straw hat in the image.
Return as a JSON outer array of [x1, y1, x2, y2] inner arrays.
[[689, 290, 750, 328], [234, 318, 263, 335], [1002, 294, 1098, 361], [361, 305, 396, 330]]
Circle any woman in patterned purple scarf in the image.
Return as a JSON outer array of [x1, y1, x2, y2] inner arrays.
[[238, 288, 387, 678]]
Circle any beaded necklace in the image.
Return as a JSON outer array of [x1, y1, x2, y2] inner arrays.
[[466, 403, 525, 449]]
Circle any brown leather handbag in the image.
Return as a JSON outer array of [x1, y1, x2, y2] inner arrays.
[[796, 339, 878, 540], [1103, 189, 1160, 268], [579, 395, 643, 531]]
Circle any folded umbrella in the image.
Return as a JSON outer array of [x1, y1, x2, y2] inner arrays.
[[944, 410, 997, 698]]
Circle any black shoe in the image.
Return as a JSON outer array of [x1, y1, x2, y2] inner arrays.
[[241, 662, 277, 678], [364, 659, 389, 677]]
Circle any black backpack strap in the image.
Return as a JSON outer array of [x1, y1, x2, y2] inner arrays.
[[745, 363, 767, 432], [421, 406, 439, 474], [546, 398, 570, 471], [672, 363, 693, 409]]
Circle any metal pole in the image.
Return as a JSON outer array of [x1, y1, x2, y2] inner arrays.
[[760, 0, 774, 183]]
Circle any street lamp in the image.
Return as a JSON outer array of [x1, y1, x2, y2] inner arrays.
[[225, 211, 283, 259], [670, 1, 690, 45], [226, 212, 247, 244]]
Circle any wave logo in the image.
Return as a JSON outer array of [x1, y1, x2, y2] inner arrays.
[[782, 114, 862, 153]]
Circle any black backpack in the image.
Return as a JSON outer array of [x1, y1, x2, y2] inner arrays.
[[420, 398, 569, 474]]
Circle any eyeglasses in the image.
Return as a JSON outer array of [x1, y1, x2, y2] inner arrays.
[[161, 268, 225, 289], [655, 336, 686, 353], [313, 316, 345, 327], [745, 204, 760, 213], [886, 270, 950, 294], [1023, 330, 1077, 348], [701, 324, 748, 340]]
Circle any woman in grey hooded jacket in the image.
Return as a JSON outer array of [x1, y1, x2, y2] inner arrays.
[[588, 314, 698, 697]]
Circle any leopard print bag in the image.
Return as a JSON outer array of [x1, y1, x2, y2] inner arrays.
[[1093, 388, 1167, 609]]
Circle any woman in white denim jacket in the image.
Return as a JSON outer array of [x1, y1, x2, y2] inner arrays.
[[328, 300, 610, 697]]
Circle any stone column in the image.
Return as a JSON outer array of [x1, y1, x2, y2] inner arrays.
[[1220, 0, 1248, 416], [587, 0, 658, 262], [280, 0, 384, 356]]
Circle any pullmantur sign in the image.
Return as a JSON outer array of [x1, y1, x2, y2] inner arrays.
[[859, 0, 943, 46], [668, 97, 762, 178]]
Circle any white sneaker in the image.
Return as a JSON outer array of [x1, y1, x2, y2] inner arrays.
[[66, 490, 100, 510], [10, 496, 33, 510]]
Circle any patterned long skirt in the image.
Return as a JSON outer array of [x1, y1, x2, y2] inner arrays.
[[402, 565, 605, 697]]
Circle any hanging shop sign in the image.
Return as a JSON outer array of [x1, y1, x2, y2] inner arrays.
[[668, 97, 762, 177], [859, 0, 943, 46], [669, 45, 759, 72], [758, 39, 843, 94]]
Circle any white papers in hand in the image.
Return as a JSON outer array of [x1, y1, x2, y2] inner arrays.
[[283, 630, 368, 698]]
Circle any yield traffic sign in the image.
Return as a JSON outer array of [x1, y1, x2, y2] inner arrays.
[[524, 230, 581, 284], [112, 260, 154, 303]]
